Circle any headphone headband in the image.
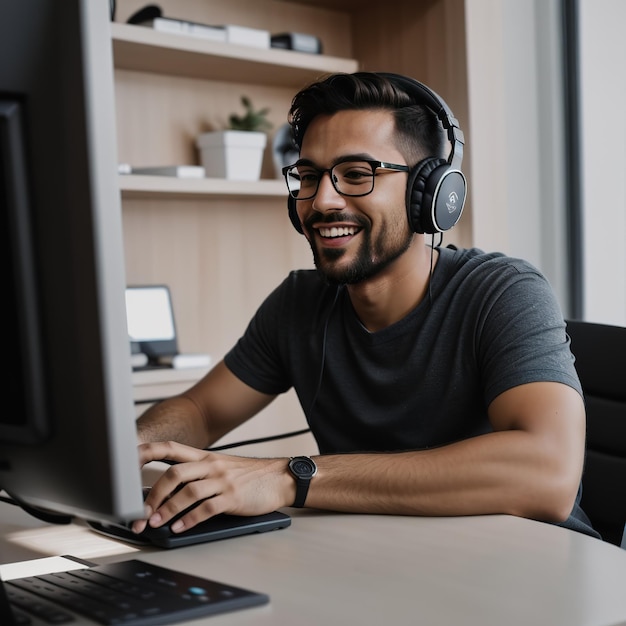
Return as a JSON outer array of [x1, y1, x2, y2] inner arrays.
[[376, 72, 465, 171]]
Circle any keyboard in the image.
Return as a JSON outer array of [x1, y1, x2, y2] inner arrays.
[[5, 559, 268, 625]]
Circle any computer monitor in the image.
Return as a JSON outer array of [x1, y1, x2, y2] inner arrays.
[[0, 0, 145, 523]]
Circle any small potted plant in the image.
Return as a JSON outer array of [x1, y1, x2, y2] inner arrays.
[[196, 96, 272, 181]]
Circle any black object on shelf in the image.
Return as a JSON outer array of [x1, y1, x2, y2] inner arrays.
[[127, 4, 162, 24], [271, 32, 322, 54]]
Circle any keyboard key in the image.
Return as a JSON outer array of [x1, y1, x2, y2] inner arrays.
[[6, 585, 75, 623]]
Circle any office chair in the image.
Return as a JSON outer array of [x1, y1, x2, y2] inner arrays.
[[566, 320, 626, 547]]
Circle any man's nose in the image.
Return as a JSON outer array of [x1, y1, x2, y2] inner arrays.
[[312, 171, 346, 212]]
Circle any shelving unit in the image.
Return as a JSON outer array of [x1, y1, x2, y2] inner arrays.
[[132, 367, 211, 407], [111, 22, 358, 85], [111, 18, 357, 201]]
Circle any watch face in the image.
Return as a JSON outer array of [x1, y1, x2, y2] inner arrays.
[[289, 456, 317, 479]]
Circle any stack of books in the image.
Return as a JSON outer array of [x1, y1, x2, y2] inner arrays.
[[131, 11, 270, 48], [123, 165, 206, 178]]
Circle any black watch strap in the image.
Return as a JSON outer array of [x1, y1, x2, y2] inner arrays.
[[288, 456, 317, 508]]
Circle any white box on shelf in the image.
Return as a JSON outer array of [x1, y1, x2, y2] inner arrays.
[[225, 25, 270, 49], [141, 17, 227, 42]]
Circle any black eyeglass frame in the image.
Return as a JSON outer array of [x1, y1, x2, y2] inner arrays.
[[282, 159, 410, 200]]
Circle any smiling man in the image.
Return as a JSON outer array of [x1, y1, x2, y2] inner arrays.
[[293, 113, 414, 287], [135, 72, 599, 541]]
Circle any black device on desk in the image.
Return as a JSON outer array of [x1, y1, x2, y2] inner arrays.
[[88, 510, 291, 549], [87, 486, 291, 548]]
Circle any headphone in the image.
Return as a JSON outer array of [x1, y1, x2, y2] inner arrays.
[[287, 72, 467, 235]]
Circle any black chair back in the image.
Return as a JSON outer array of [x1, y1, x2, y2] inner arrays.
[[566, 320, 626, 546]]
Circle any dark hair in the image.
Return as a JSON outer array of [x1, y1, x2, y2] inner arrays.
[[288, 72, 446, 166]]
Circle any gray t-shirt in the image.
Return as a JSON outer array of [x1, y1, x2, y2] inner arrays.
[[225, 246, 599, 538]]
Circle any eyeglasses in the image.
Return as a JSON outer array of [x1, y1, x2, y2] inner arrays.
[[282, 159, 409, 200]]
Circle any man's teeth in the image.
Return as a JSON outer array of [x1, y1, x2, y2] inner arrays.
[[319, 226, 358, 238]]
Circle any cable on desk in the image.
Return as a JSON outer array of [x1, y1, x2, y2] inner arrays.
[[1, 490, 73, 524], [206, 428, 312, 451]]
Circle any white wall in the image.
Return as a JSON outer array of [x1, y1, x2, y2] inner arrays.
[[465, 0, 569, 308], [465, 0, 625, 326], [578, 0, 626, 326]]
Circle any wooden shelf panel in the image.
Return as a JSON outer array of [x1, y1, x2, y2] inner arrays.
[[111, 23, 358, 86], [132, 366, 210, 403], [119, 174, 287, 199]]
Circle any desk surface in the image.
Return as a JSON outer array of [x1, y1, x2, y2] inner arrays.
[[2, 501, 626, 626]]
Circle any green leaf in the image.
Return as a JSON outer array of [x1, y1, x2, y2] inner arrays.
[[228, 96, 272, 132]]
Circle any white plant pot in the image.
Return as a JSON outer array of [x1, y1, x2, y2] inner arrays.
[[196, 130, 267, 181]]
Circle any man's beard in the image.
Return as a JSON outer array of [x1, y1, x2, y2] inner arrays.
[[305, 213, 414, 285]]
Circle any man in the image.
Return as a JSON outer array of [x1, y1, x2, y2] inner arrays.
[[134, 72, 598, 539]]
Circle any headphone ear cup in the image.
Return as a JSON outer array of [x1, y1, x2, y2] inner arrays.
[[406, 158, 466, 234], [288, 195, 303, 234], [406, 158, 447, 234]]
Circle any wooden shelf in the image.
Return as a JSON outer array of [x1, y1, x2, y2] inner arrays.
[[119, 174, 287, 200], [132, 366, 210, 404], [132, 366, 210, 386], [111, 22, 358, 85]]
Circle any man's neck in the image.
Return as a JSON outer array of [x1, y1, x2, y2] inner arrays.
[[345, 242, 437, 332]]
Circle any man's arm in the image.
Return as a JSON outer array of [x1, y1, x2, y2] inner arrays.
[[305, 381, 585, 522], [135, 380, 585, 533]]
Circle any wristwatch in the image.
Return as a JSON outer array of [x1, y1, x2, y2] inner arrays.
[[288, 456, 317, 508]]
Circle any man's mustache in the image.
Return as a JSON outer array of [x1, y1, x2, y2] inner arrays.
[[303, 211, 369, 231]]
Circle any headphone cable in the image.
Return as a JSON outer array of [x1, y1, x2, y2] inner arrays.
[[428, 233, 442, 303]]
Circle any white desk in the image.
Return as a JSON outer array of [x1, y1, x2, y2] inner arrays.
[[2, 501, 626, 626]]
